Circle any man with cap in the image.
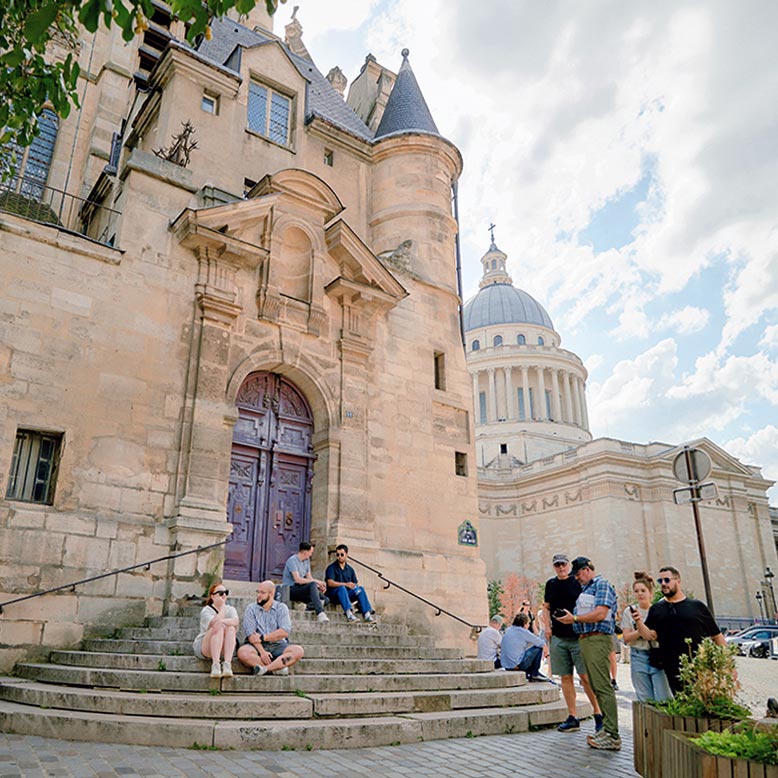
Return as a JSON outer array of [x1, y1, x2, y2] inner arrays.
[[556, 556, 621, 751], [543, 553, 603, 733]]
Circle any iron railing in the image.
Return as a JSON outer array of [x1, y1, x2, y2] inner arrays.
[[0, 174, 120, 246], [350, 555, 485, 636], [0, 539, 229, 615]]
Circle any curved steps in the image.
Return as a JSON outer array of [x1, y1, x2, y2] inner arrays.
[[0, 604, 584, 749]]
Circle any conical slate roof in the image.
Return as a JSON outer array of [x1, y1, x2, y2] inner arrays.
[[374, 49, 439, 139]]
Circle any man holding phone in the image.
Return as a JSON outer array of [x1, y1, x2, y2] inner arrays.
[[543, 553, 602, 734]]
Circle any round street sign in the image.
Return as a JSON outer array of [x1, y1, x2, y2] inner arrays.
[[672, 448, 712, 484]]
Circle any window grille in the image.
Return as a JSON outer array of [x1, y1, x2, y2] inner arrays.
[[6, 430, 63, 505], [248, 82, 291, 146]]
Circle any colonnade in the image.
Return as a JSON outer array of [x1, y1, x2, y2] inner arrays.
[[472, 365, 589, 428]]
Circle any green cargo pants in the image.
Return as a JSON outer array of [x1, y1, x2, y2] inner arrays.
[[578, 632, 619, 737]]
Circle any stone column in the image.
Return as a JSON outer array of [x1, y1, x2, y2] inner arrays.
[[571, 372, 582, 426], [551, 369, 562, 422], [472, 371, 481, 422], [505, 366, 515, 420], [578, 377, 589, 429], [536, 366, 547, 420], [563, 370, 574, 422], [487, 368, 497, 423], [520, 365, 530, 420]]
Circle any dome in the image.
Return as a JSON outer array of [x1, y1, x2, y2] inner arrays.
[[463, 283, 554, 331]]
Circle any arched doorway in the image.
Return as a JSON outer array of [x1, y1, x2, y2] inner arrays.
[[224, 372, 314, 581]]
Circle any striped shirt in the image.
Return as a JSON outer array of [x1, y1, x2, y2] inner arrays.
[[573, 575, 617, 635], [242, 600, 292, 640]]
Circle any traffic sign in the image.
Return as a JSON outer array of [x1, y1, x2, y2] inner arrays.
[[672, 447, 712, 484]]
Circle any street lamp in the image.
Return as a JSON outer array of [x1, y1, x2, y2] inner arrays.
[[764, 567, 777, 621], [756, 591, 765, 621]]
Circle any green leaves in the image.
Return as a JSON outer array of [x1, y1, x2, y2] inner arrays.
[[24, 3, 61, 43]]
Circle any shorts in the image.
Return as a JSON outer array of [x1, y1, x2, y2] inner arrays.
[[193, 637, 205, 660], [550, 635, 587, 677], [245, 639, 289, 660]]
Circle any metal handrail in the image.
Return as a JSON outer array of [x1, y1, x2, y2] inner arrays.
[[0, 539, 229, 615], [349, 555, 484, 636]]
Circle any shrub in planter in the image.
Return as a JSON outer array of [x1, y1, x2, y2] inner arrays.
[[633, 638, 751, 778], [691, 722, 778, 766]]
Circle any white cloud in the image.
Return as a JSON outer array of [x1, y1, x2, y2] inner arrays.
[[725, 425, 778, 502], [657, 306, 710, 335], [760, 325, 778, 350]]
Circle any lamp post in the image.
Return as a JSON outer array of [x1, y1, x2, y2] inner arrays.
[[756, 591, 766, 621], [764, 567, 777, 621]]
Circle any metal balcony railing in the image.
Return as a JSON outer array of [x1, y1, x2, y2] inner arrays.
[[0, 174, 120, 247]]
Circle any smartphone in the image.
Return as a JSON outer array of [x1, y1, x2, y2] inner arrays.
[[629, 605, 638, 616], [553, 609, 566, 618]]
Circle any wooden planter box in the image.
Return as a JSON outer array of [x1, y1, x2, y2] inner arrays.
[[663, 730, 778, 778], [633, 701, 732, 778]]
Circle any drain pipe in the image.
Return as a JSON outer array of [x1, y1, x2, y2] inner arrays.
[[452, 180, 465, 348]]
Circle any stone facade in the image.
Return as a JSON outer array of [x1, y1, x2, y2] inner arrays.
[[0, 14, 486, 669]]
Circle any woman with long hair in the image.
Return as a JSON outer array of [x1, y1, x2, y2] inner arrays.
[[193, 581, 239, 678], [621, 571, 672, 702]]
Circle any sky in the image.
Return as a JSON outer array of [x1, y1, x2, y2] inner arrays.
[[272, 0, 778, 502]]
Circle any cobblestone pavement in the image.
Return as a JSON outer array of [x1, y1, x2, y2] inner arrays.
[[0, 665, 641, 778]]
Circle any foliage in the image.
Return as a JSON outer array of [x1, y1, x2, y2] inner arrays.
[[487, 579, 504, 619], [691, 722, 778, 765], [498, 573, 540, 621], [655, 638, 750, 721], [0, 0, 284, 175]]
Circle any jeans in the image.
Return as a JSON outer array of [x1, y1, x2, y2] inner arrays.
[[327, 585, 372, 616], [289, 582, 326, 615], [630, 648, 672, 703], [517, 645, 543, 676], [578, 632, 619, 738]]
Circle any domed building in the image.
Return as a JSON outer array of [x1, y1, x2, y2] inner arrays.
[[464, 241, 591, 468], [467, 240, 777, 621]]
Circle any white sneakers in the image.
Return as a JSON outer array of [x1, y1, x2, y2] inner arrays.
[[221, 661, 233, 678], [276, 667, 290, 676], [317, 611, 330, 622], [364, 612, 376, 622], [346, 610, 358, 622], [210, 662, 221, 678]]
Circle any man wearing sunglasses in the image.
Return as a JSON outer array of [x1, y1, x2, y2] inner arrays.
[[632, 565, 725, 694], [325, 544, 375, 622]]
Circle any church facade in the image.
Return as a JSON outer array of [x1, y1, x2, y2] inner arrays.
[[0, 9, 487, 668], [466, 242, 778, 619]]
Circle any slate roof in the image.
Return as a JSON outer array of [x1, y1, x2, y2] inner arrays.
[[195, 17, 373, 142], [463, 284, 555, 332], [374, 49, 439, 139]]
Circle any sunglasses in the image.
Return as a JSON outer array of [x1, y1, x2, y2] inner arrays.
[[213, 590, 229, 596], [657, 578, 674, 585], [336, 552, 347, 557]]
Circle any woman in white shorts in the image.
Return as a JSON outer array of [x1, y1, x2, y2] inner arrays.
[[193, 581, 239, 678]]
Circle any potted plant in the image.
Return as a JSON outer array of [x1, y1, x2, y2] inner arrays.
[[633, 638, 751, 778]]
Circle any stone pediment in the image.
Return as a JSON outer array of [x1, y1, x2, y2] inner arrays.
[[324, 219, 407, 303], [658, 438, 756, 477], [247, 169, 343, 224]]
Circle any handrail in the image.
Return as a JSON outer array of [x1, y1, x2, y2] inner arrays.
[[349, 555, 485, 636], [0, 539, 229, 615]]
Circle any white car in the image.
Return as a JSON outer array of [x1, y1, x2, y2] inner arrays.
[[725, 626, 778, 658]]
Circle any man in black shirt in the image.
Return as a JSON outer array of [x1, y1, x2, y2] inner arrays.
[[543, 553, 602, 733], [634, 565, 725, 693]]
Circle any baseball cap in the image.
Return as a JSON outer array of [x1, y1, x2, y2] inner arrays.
[[552, 553, 569, 565], [570, 556, 593, 573]]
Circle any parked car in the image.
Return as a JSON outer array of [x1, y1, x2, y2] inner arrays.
[[725, 625, 778, 658]]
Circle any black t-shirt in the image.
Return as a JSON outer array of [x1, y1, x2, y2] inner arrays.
[[645, 598, 720, 687], [544, 575, 581, 639]]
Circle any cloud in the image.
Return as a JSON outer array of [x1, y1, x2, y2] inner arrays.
[[725, 425, 778, 502], [657, 306, 710, 335], [760, 325, 778, 350]]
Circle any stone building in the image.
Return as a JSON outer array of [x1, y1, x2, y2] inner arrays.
[[466, 242, 778, 619], [0, 10, 487, 668]]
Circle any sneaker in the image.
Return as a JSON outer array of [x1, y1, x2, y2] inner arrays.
[[210, 663, 222, 678], [346, 610, 358, 622], [221, 662, 233, 678], [557, 715, 580, 732], [528, 673, 554, 683], [610, 679, 619, 691], [275, 667, 289, 676], [594, 713, 604, 732], [364, 612, 375, 623], [316, 611, 330, 623], [252, 665, 268, 676], [587, 731, 622, 751]]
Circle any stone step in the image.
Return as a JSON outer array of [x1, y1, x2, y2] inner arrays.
[[17, 664, 523, 694], [119, 622, 412, 641], [48, 651, 490, 676], [82, 639, 460, 660], [0, 680, 312, 719], [0, 697, 573, 750]]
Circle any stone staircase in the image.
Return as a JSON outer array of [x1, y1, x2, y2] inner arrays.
[[0, 597, 583, 750]]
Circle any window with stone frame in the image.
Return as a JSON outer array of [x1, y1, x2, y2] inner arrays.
[[4, 108, 59, 199], [248, 80, 292, 146], [6, 429, 63, 505], [434, 351, 446, 391]]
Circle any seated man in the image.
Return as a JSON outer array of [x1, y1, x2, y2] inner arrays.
[[325, 544, 375, 622], [477, 615, 504, 668], [501, 613, 550, 681], [282, 540, 329, 623], [237, 580, 304, 676]]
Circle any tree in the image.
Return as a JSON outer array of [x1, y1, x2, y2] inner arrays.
[[498, 573, 540, 621], [487, 579, 504, 619], [0, 0, 285, 174]]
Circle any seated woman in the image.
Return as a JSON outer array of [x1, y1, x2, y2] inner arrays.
[[193, 582, 239, 678], [621, 571, 672, 702]]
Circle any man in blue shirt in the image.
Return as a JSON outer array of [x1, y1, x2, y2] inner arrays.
[[500, 613, 549, 681], [236, 580, 304, 676], [282, 541, 330, 622], [556, 556, 620, 751], [324, 544, 375, 622]]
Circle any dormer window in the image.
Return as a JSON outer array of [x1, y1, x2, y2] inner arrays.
[[471, 339, 480, 351], [493, 335, 503, 347], [248, 81, 292, 146], [538, 336, 545, 346], [517, 334, 526, 345]]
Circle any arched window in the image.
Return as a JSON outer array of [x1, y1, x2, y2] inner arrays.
[[9, 108, 59, 198], [538, 336, 545, 346], [517, 334, 526, 345], [491, 259, 496, 269], [471, 339, 480, 351], [493, 335, 503, 347]]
